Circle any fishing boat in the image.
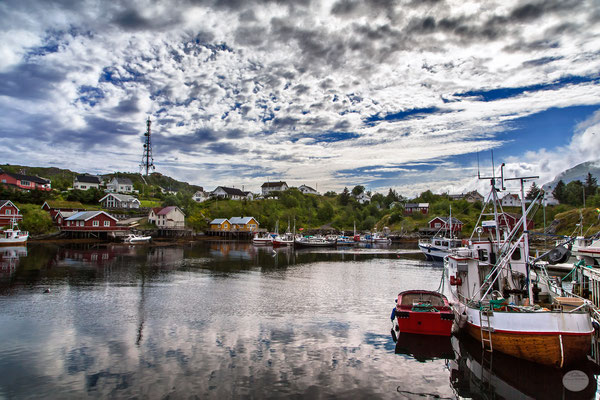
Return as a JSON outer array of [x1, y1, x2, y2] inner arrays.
[[294, 235, 336, 247], [272, 220, 295, 246], [391, 290, 454, 337], [123, 233, 152, 244], [0, 220, 28, 246], [572, 235, 600, 267], [252, 232, 273, 245], [444, 165, 593, 368]]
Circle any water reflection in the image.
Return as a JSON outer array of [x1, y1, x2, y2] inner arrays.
[[0, 246, 26, 278], [1, 241, 595, 398]]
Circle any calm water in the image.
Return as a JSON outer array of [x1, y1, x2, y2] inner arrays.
[[0, 242, 598, 399]]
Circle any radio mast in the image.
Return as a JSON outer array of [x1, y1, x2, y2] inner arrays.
[[140, 117, 155, 176]]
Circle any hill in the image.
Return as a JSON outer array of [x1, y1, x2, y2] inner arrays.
[[0, 164, 202, 194]]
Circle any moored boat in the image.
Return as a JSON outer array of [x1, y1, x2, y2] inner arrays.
[[444, 165, 594, 368], [272, 232, 294, 246], [294, 235, 336, 247], [124, 233, 152, 243], [252, 232, 273, 245], [391, 290, 454, 337], [0, 220, 28, 246]]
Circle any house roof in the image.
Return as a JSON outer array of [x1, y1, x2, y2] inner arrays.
[[405, 203, 429, 208], [229, 216, 257, 225], [65, 211, 118, 222], [1, 171, 50, 184], [210, 218, 229, 225], [75, 175, 101, 184], [429, 216, 463, 225], [0, 200, 18, 211], [156, 206, 184, 216], [503, 193, 520, 200], [214, 186, 246, 196], [99, 193, 140, 203], [261, 181, 287, 188], [111, 177, 133, 185], [42, 200, 85, 210], [56, 211, 78, 219]]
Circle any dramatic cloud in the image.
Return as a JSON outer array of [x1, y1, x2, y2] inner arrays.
[[1, 0, 599, 195]]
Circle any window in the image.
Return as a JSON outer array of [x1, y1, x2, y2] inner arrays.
[[93, 220, 99, 227], [81, 185, 86, 189], [5, 209, 11, 215], [104, 221, 110, 227], [434, 222, 441, 228]]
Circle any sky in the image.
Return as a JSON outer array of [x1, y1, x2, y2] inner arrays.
[[1, 0, 600, 197]]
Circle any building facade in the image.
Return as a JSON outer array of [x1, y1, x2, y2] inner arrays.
[[99, 193, 141, 209], [261, 181, 288, 196], [0, 200, 22, 226]]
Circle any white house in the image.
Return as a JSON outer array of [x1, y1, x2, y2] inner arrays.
[[212, 186, 247, 200], [148, 206, 185, 229], [192, 190, 210, 202], [73, 175, 102, 190], [99, 193, 141, 209], [501, 193, 521, 207], [261, 181, 288, 196], [355, 192, 371, 204], [298, 185, 318, 195], [106, 177, 134, 193]]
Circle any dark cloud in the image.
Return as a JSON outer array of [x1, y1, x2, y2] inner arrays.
[[112, 96, 140, 114], [234, 26, 267, 46], [0, 63, 65, 100], [206, 142, 246, 155], [522, 56, 563, 67], [111, 8, 182, 31]]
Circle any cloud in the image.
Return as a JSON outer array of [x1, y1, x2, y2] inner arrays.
[[0, 0, 598, 195]]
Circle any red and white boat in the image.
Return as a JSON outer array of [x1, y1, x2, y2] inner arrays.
[[0, 220, 28, 246], [391, 290, 454, 337], [444, 166, 593, 368]]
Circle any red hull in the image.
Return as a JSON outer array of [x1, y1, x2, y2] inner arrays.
[[394, 290, 453, 336]]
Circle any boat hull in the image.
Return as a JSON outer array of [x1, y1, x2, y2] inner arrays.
[[465, 323, 592, 368], [418, 244, 448, 261], [397, 311, 453, 336]]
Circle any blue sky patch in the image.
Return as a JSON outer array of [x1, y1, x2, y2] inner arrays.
[[365, 107, 445, 125], [455, 75, 600, 102]]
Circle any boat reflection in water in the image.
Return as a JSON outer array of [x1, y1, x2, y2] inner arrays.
[[394, 332, 454, 362], [449, 334, 600, 399], [0, 246, 27, 278]]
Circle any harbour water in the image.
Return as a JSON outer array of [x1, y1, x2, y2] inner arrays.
[[0, 242, 598, 399]]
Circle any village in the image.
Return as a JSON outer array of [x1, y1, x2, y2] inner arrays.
[[0, 166, 564, 242]]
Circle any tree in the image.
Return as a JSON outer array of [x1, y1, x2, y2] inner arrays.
[[563, 180, 584, 206], [526, 182, 542, 200], [552, 180, 566, 204], [351, 185, 365, 196], [584, 172, 598, 197], [339, 187, 350, 206]]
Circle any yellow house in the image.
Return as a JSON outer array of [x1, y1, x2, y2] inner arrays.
[[229, 216, 259, 232], [210, 218, 231, 231]]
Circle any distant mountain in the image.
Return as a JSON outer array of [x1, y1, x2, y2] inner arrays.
[[542, 160, 600, 190]]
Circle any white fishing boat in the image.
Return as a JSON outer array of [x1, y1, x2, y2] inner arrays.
[[294, 235, 336, 247], [252, 232, 273, 245], [124, 233, 152, 243], [572, 235, 600, 267], [272, 220, 294, 246], [444, 164, 593, 368], [0, 220, 28, 246]]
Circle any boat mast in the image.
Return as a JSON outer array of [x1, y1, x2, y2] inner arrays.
[[449, 205, 452, 238]]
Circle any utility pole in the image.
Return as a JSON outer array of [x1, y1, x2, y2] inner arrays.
[[140, 117, 155, 176]]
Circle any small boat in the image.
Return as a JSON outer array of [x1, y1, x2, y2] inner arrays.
[[335, 235, 355, 245], [252, 232, 273, 245], [391, 290, 454, 337], [572, 235, 600, 267], [124, 233, 151, 243], [272, 232, 294, 246], [294, 235, 337, 247], [418, 237, 462, 261], [0, 220, 28, 246]]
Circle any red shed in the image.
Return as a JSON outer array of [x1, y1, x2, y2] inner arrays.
[[62, 211, 120, 231], [428, 216, 463, 233], [0, 200, 22, 226], [483, 212, 534, 233]]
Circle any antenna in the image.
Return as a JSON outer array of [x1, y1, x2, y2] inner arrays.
[[140, 117, 155, 176]]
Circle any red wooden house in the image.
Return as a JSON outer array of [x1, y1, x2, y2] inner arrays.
[[0, 200, 23, 226], [428, 216, 463, 233], [404, 203, 430, 214], [62, 211, 124, 233], [0, 170, 51, 191]]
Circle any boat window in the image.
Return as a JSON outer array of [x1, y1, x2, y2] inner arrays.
[[478, 249, 488, 261], [511, 248, 521, 260], [435, 241, 441, 246], [442, 241, 449, 247]]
